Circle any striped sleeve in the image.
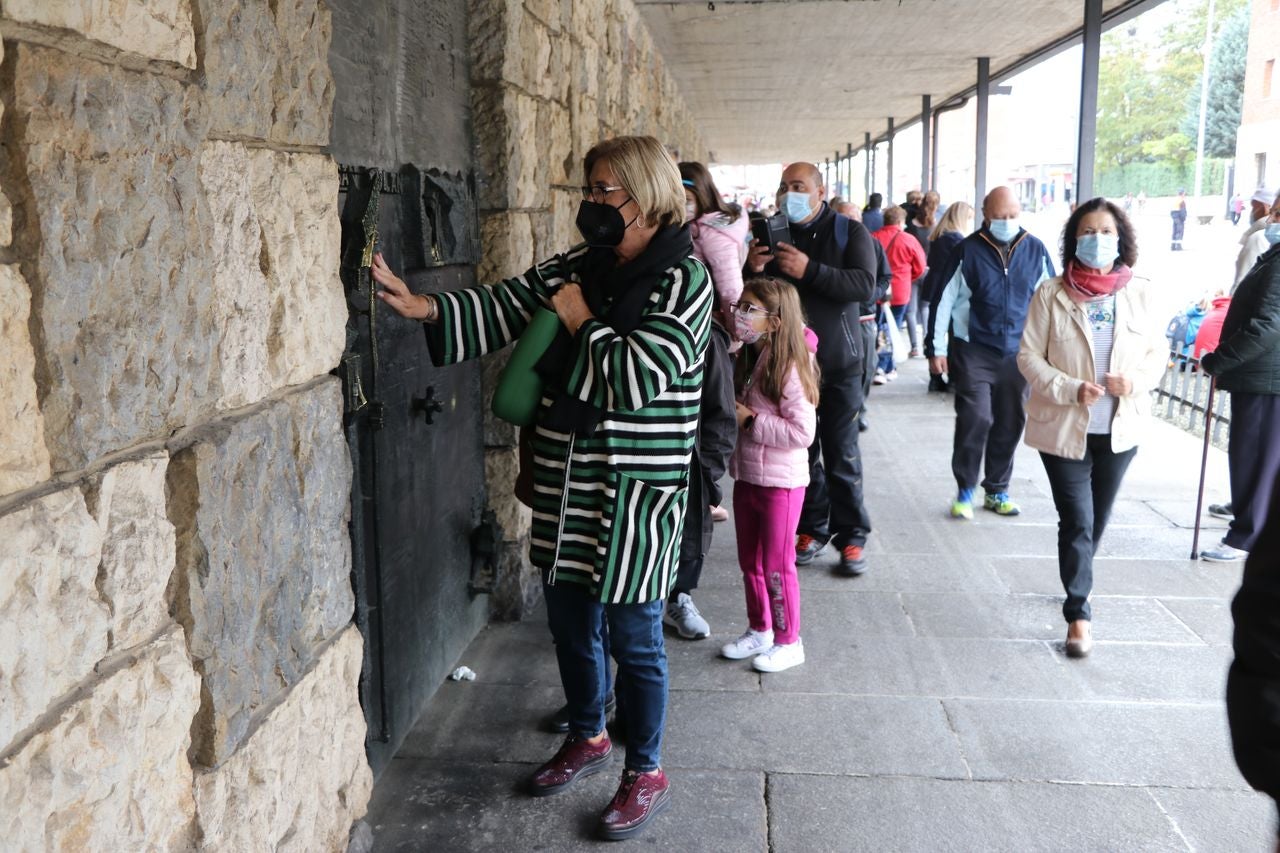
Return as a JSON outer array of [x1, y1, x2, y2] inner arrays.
[[563, 259, 712, 413], [423, 248, 584, 365]]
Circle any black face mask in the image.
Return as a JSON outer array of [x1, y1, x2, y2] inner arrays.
[[576, 198, 637, 247]]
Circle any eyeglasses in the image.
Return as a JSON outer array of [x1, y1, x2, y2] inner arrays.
[[580, 185, 626, 203], [731, 302, 774, 318]]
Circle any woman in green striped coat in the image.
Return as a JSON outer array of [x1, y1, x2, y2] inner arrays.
[[373, 135, 711, 840]]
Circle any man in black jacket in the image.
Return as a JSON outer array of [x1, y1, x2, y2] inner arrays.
[[748, 162, 878, 575], [1227, 472, 1280, 851], [1201, 213, 1280, 563]]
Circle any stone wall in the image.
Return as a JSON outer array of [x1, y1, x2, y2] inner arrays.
[[469, 0, 709, 616], [0, 2, 370, 850]]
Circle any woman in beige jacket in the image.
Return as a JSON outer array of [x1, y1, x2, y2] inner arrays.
[[1017, 198, 1168, 658]]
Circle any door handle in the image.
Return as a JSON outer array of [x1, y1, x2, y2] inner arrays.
[[411, 386, 445, 425]]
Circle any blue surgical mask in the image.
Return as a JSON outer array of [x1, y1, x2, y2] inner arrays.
[[1266, 222, 1280, 246], [988, 218, 1020, 242], [1075, 233, 1120, 269], [782, 191, 814, 224]]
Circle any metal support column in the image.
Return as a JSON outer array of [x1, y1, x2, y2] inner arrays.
[[1076, 0, 1103, 203], [920, 95, 932, 191], [846, 143, 854, 204], [834, 151, 841, 196], [824, 157, 831, 189], [886, 118, 895, 204], [864, 132, 872, 200], [975, 57, 990, 205]]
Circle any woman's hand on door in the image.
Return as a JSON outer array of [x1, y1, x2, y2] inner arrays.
[[373, 252, 436, 321]]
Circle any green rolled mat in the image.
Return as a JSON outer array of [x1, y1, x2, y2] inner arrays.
[[491, 306, 563, 426]]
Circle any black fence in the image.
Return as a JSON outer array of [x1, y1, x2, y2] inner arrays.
[[1154, 350, 1231, 449]]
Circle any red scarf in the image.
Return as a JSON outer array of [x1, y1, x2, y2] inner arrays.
[[1063, 259, 1132, 299]]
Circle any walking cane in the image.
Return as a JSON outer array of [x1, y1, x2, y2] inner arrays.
[[1190, 377, 1216, 559]]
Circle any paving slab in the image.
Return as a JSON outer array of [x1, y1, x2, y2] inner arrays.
[[902, 591, 1203, 644], [1158, 597, 1237, 646], [767, 774, 1187, 853], [993, 555, 1242, 599], [1148, 787, 1276, 853], [662, 691, 969, 779], [945, 698, 1245, 789], [368, 759, 767, 852]]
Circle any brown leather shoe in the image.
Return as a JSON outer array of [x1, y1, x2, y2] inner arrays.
[[597, 769, 671, 841], [529, 735, 612, 797], [1065, 620, 1093, 659]]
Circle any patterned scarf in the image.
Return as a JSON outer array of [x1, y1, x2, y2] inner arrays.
[[1063, 259, 1133, 300]]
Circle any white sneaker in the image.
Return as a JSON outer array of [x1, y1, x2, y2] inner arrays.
[[752, 639, 805, 673], [1201, 539, 1249, 563], [721, 628, 773, 660], [872, 369, 887, 386]]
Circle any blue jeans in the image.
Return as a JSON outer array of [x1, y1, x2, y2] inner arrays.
[[543, 582, 667, 771]]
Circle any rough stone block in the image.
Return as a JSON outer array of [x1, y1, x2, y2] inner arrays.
[[477, 211, 536, 284], [247, 149, 346, 390], [14, 45, 215, 471], [484, 446, 532, 540], [540, 101, 573, 186], [84, 453, 177, 652], [198, 141, 272, 409], [470, 0, 522, 83], [474, 87, 543, 209], [4, 0, 197, 68], [0, 628, 199, 852], [168, 379, 353, 766], [193, 626, 373, 853], [0, 264, 52, 497], [196, 0, 334, 145], [481, 351, 519, 448], [0, 486, 107, 753]]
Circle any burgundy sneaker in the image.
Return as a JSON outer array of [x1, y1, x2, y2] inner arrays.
[[597, 769, 671, 841], [529, 735, 612, 797]]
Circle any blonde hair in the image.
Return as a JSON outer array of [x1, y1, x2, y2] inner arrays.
[[930, 201, 974, 242], [584, 136, 685, 230], [733, 277, 820, 406]]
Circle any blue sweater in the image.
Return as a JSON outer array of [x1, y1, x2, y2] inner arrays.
[[927, 227, 1055, 358]]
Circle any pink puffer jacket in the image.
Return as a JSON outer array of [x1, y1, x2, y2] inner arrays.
[[729, 338, 818, 489], [691, 211, 750, 319]]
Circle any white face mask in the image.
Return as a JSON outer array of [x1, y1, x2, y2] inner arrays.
[[685, 202, 698, 223]]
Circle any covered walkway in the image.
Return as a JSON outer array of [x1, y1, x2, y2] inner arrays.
[[364, 358, 1271, 851]]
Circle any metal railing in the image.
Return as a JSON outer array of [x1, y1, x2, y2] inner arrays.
[[1154, 349, 1231, 449]]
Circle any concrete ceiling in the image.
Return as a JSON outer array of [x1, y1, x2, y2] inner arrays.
[[635, 0, 1165, 164]]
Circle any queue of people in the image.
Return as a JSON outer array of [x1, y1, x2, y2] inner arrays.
[[371, 132, 1280, 840]]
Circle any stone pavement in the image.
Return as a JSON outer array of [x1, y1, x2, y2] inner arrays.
[[365, 357, 1273, 852]]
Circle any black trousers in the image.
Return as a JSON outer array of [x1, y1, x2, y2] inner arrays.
[[800, 367, 872, 548], [1226, 392, 1280, 552], [950, 339, 1029, 493], [1040, 434, 1137, 623]]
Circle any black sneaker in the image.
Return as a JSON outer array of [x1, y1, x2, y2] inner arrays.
[[546, 691, 617, 734], [1208, 503, 1233, 520], [838, 544, 869, 576], [795, 534, 825, 566], [928, 375, 950, 393]]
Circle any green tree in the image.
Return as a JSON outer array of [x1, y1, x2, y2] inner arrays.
[[1180, 6, 1250, 158]]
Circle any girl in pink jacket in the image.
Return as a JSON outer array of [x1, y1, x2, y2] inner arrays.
[[680, 161, 750, 322], [721, 277, 819, 673]]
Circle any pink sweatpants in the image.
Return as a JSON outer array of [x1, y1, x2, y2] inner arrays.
[[732, 481, 805, 644]]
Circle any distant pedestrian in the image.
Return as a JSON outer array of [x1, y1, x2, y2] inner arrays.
[[873, 206, 927, 360], [927, 187, 1055, 519], [862, 192, 885, 233], [921, 201, 975, 392], [1170, 189, 1188, 251], [1231, 192, 1245, 226], [1137, 190, 1147, 212], [1199, 197, 1280, 564], [721, 277, 819, 673], [1017, 198, 1168, 658], [907, 191, 941, 357]]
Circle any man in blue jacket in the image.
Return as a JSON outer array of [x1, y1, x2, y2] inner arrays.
[[925, 186, 1055, 519]]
